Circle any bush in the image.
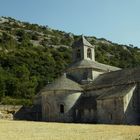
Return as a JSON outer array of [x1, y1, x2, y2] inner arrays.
[[1, 96, 32, 106]]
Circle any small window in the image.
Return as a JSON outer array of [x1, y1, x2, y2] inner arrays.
[[76, 109, 78, 117], [132, 98, 136, 110], [114, 99, 117, 110], [60, 104, 64, 113], [87, 48, 92, 59], [83, 71, 88, 80], [109, 113, 112, 120], [76, 49, 81, 59]]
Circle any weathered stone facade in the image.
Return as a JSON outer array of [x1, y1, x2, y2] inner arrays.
[[35, 36, 140, 125], [42, 91, 81, 122]]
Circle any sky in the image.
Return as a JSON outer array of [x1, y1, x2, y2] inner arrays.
[[0, 0, 140, 47]]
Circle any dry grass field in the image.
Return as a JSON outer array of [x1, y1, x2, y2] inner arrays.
[[0, 120, 140, 140]]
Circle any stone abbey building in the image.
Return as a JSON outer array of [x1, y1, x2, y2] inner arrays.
[[35, 36, 140, 124]]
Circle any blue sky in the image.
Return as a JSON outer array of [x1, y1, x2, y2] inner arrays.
[[0, 0, 140, 47]]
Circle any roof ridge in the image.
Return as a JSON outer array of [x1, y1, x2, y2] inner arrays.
[[67, 59, 120, 71]]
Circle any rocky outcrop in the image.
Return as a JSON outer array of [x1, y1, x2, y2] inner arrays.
[[0, 105, 42, 121], [0, 105, 22, 120]]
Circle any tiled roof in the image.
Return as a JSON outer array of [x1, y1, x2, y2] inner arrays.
[[67, 59, 120, 72], [85, 67, 140, 90], [97, 84, 136, 100]]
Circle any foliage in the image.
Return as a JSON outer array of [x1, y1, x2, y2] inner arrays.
[[1, 96, 32, 106], [0, 30, 71, 105]]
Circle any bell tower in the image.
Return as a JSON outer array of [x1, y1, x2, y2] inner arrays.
[[72, 35, 95, 62], [67, 35, 119, 84]]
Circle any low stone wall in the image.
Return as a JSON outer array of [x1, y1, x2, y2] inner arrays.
[[0, 105, 22, 120], [0, 105, 42, 121]]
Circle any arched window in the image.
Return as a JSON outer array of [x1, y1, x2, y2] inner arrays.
[[60, 104, 64, 113], [87, 48, 92, 59], [114, 99, 117, 110], [76, 49, 81, 59]]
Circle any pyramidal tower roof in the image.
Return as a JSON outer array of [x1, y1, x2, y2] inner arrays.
[[72, 35, 94, 48], [41, 73, 83, 92]]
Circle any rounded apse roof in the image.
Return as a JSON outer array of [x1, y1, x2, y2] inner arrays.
[[41, 74, 83, 92]]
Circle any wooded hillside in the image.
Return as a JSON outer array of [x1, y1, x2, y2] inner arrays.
[[0, 17, 140, 105]]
